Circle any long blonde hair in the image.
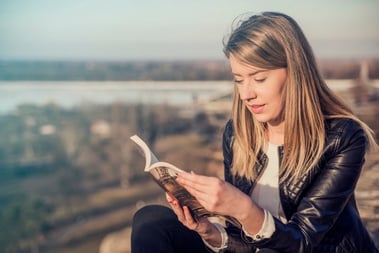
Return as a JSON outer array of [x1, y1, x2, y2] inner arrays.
[[223, 12, 377, 183]]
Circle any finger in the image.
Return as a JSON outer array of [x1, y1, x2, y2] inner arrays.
[[175, 177, 211, 207], [182, 206, 199, 230], [172, 201, 191, 221], [183, 206, 196, 223], [170, 202, 186, 222], [178, 171, 209, 186], [179, 177, 211, 201], [177, 173, 211, 194], [166, 192, 175, 203], [182, 183, 207, 200]]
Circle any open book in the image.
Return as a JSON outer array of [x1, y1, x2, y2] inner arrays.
[[130, 134, 241, 227], [130, 134, 211, 220]]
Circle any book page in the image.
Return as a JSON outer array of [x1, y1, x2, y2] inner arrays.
[[130, 135, 159, 172], [130, 134, 209, 220]]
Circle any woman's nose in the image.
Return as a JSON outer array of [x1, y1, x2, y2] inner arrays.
[[238, 83, 257, 101]]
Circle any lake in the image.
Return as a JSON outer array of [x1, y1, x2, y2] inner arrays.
[[0, 79, 377, 114], [0, 81, 233, 114]]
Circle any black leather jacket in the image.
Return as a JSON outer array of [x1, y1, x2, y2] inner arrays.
[[221, 118, 378, 253]]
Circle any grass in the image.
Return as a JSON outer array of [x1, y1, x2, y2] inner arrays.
[[36, 132, 220, 252]]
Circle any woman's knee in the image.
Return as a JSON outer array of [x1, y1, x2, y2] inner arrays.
[[131, 205, 177, 247], [132, 205, 175, 231]]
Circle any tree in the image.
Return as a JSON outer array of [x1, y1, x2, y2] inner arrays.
[[0, 199, 53, 253]]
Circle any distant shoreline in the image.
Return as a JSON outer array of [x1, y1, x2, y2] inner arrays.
[[1, 58, 378, 81], [1, 79, 378, 115]]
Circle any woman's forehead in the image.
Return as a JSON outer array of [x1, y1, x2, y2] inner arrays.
[[229, 54, 266, 73]]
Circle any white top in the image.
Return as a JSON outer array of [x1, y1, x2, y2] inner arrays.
[[252, 142, 286, 222], [204, 142, 287, 252]]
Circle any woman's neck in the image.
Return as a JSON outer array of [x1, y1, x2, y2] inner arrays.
[[267, 123, 284, 145]]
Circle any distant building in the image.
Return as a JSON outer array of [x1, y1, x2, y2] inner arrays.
[[352, 61, 378, 105], [39, 124, 56, 135], [91, 120, 111, 137]]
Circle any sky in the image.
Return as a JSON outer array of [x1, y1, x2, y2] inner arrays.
[[0, 0, 378, 61]]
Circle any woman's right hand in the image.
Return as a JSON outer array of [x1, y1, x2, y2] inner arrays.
[[166, 192, 223, 247]]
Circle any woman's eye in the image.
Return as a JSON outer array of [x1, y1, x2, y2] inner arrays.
[[255, 78, 266, 83], [234, 79, 243, 84]]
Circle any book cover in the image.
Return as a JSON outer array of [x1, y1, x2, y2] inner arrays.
[[130, 134, 211, 220]]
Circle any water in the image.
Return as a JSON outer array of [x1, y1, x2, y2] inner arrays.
[[0, 80, 232, 114], [1, 79, 377, 114]]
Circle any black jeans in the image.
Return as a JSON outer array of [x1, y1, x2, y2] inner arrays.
[[131, 204, 210, 253]]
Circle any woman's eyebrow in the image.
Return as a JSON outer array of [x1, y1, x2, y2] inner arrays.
[[232, 70, 266, 77]]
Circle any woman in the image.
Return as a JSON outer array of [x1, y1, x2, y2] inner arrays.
[[131, 12, 378, 253]]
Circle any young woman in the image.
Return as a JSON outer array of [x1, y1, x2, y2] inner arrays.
[[131, 12, 378, 253]]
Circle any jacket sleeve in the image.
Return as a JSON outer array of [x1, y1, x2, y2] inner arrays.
[[251, 119, 368, 252]]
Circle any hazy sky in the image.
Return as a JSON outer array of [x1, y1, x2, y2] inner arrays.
[[1, 0, 378, 61]]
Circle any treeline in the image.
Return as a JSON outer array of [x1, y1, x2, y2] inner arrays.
[[1, 58, 379, 81], [0, 60, 232, 81], [0, 102, 223, 253]]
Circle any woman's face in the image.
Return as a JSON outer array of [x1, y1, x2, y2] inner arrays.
[[229, 54, 287, 126]]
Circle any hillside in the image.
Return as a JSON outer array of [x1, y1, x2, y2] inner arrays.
[[0, 59, 378, 253]]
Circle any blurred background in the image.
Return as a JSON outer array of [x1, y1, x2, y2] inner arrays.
[[0, 0, 378, 252]]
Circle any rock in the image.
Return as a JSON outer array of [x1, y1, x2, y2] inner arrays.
[[99, 227, 132, 253], [356, 151, 379, 248]]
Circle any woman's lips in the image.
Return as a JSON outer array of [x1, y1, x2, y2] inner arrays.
[[248, 104, 265, 114]]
